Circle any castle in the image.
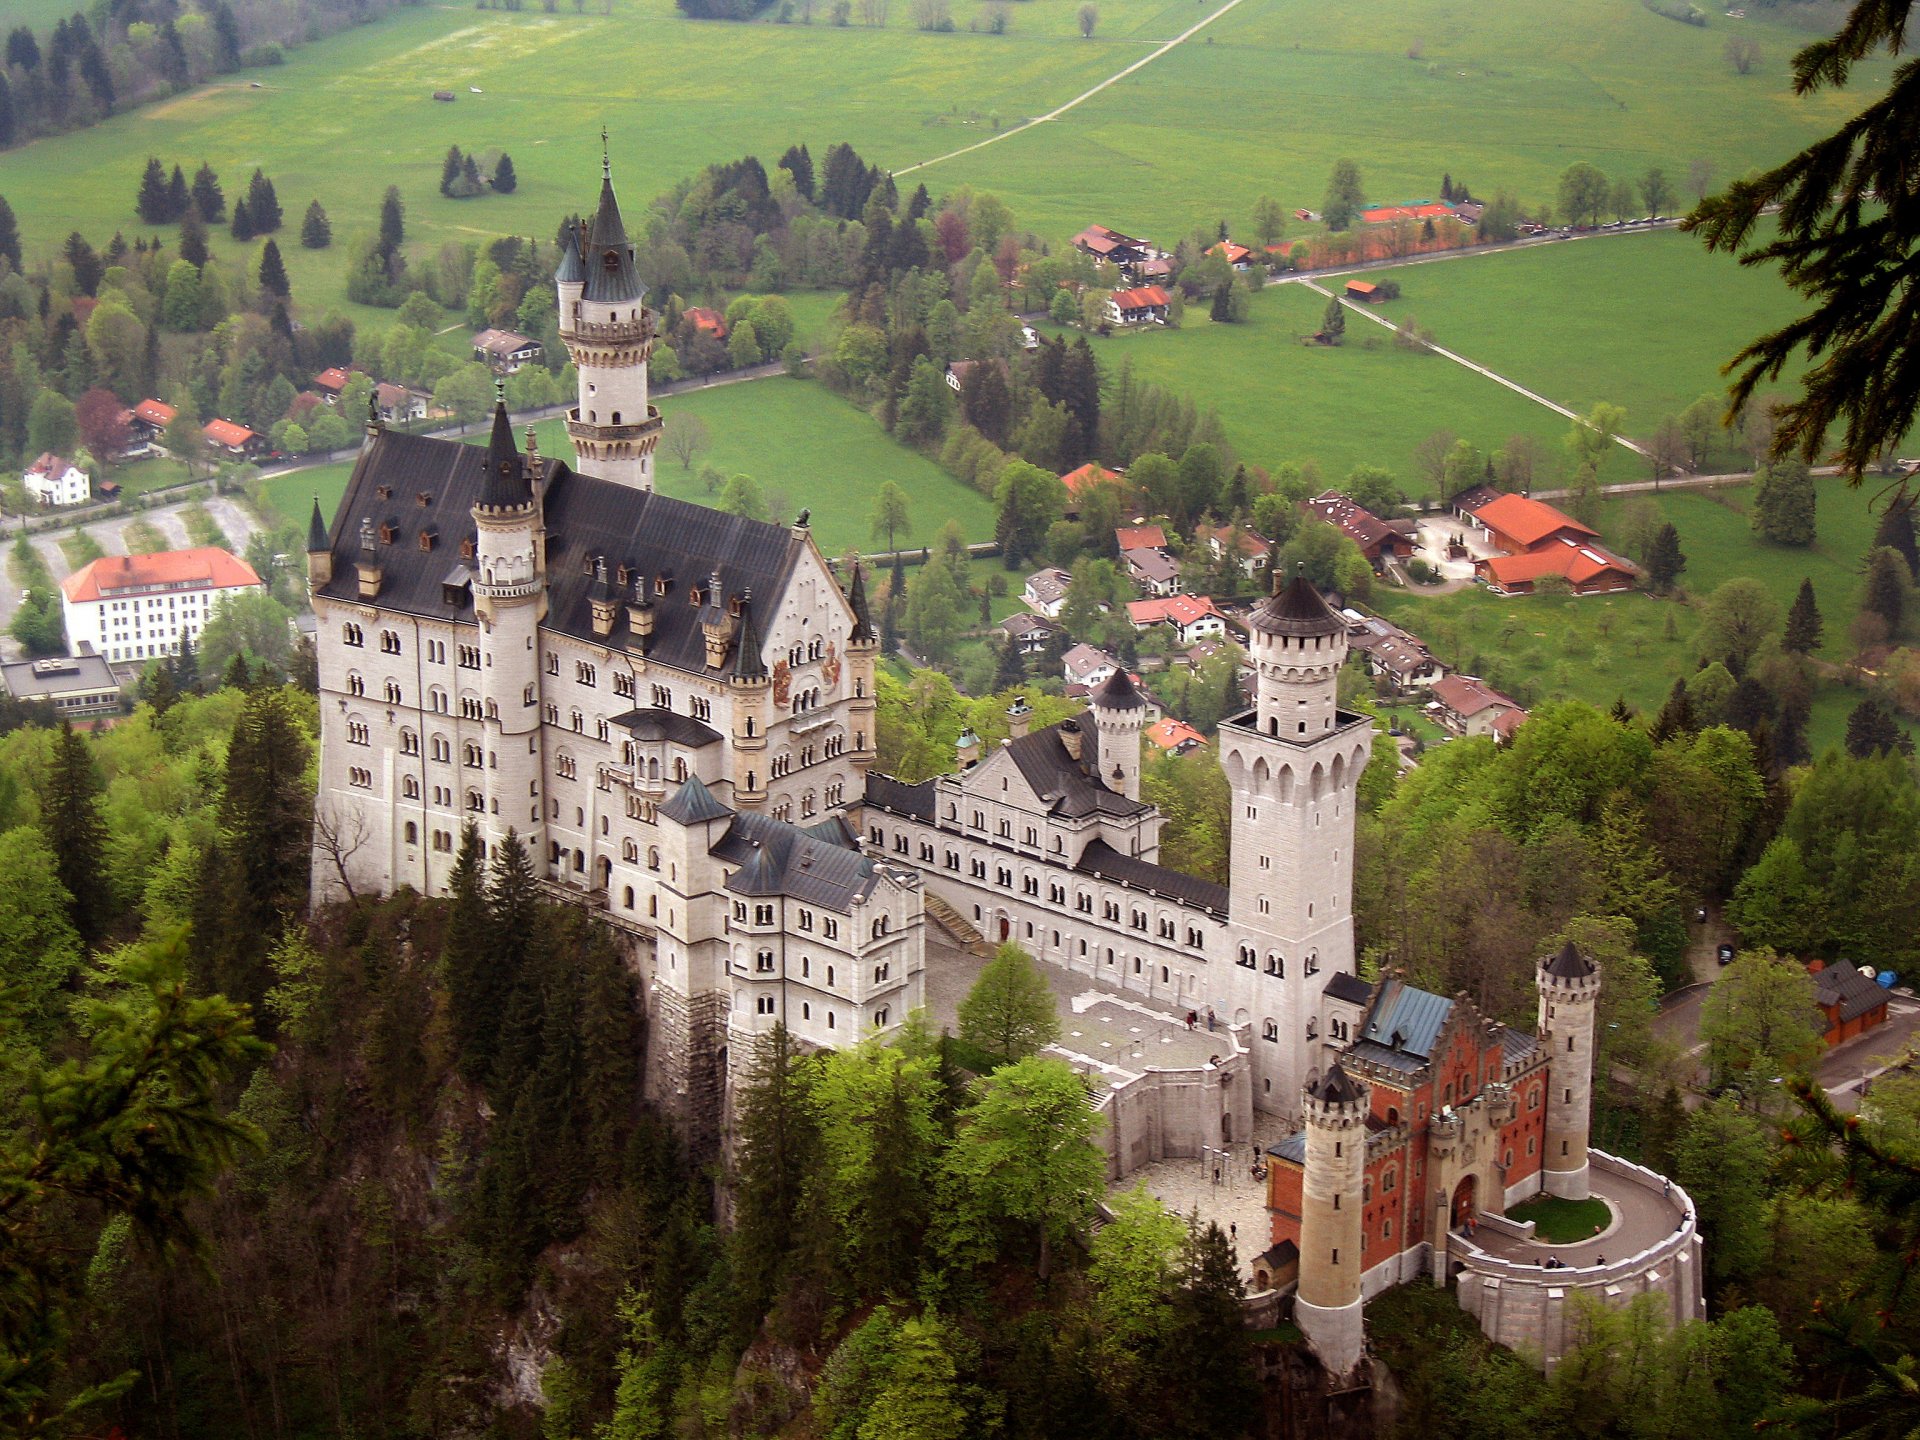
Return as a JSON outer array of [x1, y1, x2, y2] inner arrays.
[[309, 155, 1697, 1370]]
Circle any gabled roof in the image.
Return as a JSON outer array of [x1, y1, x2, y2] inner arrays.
[[1059, 643, 1118, 680], [134, 399, 176, 427], [1351, 977, 1453, 1071], [1128, 593, 1224, 629], [26, 453, 76, 477], [1325, 970, 1373, 1006], [1480, 539, 1636, 587], [684, 306, 727, 335], [473, 328, 538, 356], [1474, 492, 1596, 547], [1061, 462, 1121, 496], [1111, 285, 1171, 310], [1144, 716, 1206, 752], [1116, 524, 1168, 551], [1812, 962, 1887, 1024], [202, 419, 255, 447], [1123, 549, 1181, 585], [375, 381, 417, 410], [314, 428, 814, 673], [866, 772, 935, 821], [713, 808, 881, 913], [1003, 721, 1150, 820], [1430, 674, 1522, 718], [1209, 240, 1253, 263], [660, 773, 731, 825], [313, 367, 351, 393], [1024, 567, 1072, 603], [62, 547, 261, 603], [1075, 837, 1227, 912]]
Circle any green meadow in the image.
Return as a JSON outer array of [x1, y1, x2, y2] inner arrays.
[[1373, 472, 1913, 756], [263, 375, 995, 557], [1365, 229, 1807, 463]]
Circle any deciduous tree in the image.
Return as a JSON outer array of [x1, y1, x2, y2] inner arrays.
[[958, 941, 1060, 1061]]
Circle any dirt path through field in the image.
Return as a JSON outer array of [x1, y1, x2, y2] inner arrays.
[[896, 0, 1253, 177]]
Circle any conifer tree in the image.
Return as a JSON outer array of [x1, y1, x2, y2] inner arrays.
[[1845, 695, 1913, 758], [246, 168, 281, 232], [39, 719, 107, 945], [1650, 675, 1698, 742], [1321, 294, 1345, 344], [299, 199, 330, 250], [190, 162, 225, 222], [0, 195, 20, 272], [229, 196, 254, 241], [993, 637, 1025, 691], [730, 1024, 821, 1328], [1783, 576, 1823, 653], [440, 145, 464, 197], [483, 830, 543, 1098], [136, 157, 171, 223], [460, 152, 482, 195], [442, 823, 495, 1082], [1644, 521, 1687, 593], [491, 152, 516, 194], [1874, 495, 1919, 579], [1864, 546, 1907, 631], [1776, 690, 1811, 767], [378, 186, 404, 258], [0, 74, 15, 149], [166, 164, 189, 222], [178, 212, 209, 268], [256, 238, 289, 299]]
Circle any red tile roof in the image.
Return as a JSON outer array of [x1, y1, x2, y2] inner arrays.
[[1128, 593, 1225, 628], [1209, 240, 1253, 264], [27, 452, 74, 477], [1431, 674, 1522, 719], [684, 307, 727, 336], [202, 418, 256, 448], [61, 546, 262, 604], [1473, 492, 1596, 549], [134, 399, 177, 427], [1344, 280, 1378, 296], [312, 367, 351, 393], [1145, 717, 1208, 752], [1061, 462, 1122, 496], [1111, 285, 1171, 311], [1479, 538, 1636, 587], [1115, 524, 1168, 551]]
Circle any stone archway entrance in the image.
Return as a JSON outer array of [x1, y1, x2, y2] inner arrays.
[[1452, 1174, 1477, 1229], [998, 915, 1011, 942]]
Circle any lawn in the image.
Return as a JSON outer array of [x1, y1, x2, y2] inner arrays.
[[0, 0, 1886, 337], [1506, 1193, 1611, 1244], [1046, 282, 1639, 490], [1365, 229, 1805, 462], [265, 375, 997, 559]]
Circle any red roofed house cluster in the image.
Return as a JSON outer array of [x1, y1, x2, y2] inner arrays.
[[1460, 491, 1637, 595], [1126, 593, 1227, 646], [1429, 674, 1527, 739]]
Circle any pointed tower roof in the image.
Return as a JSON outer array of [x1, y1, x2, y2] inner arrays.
[[582, 155, 644, 304], [1544, 940, 1598, 979], [477, 396, 532, 510], [1307, 1060, 1365, 1105], [660, 772, 732, 826], [306, 495, 329, 552], [846, 563, 874, 644], [555, 217, 585, 285], [1249, 570, 1343, 638], [1091, 666, 1147, 712], [732, 589, 768, 681]]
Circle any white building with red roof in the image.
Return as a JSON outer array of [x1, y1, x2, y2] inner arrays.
[[202, 418, 260, 456], [1126, 593, 1227, 645], [23, 453, 89, 507], [1107, 285, 1172, 326], [61, 547, 264, 665]]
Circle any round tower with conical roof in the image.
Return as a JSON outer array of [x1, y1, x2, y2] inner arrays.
[[470, 399, 548, 858], [1296, 1061, 1371, 1378], [558, 151, 663, 491], [1089, 667, 1147, 801], [1537, 941, 1601, 1199]]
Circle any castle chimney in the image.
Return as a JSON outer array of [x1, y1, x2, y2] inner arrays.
[[1058, 717, 1084, 762], [627, 575, 655, 654], [356, 517, 382, 600], [590, 556, 619, 638], [955, 727, 981, 768], [1007, 694, 1032, 740]]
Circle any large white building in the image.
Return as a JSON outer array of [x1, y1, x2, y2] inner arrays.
[[61, 546, 263, 665], [310, 154, 1373, 1154]]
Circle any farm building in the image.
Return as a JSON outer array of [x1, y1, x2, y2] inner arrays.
[[1344, 280, 1382, 302], [1462, 493, 1637, 594], [1304, 491, 1416, 572], [1810, 961, 1890, 1047], [1071, 224, 1153, 267]]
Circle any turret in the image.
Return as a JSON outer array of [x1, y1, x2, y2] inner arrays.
[[307, 495, 332, 589], [700, 572, 736, 669], [1245, 569, 1346, 741], [1296, 1062, 1370, 1378], [1088, 667, 1147, 801], [1537, 941, 1601, 1200]]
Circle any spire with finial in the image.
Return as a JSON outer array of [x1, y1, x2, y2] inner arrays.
[[307, 495, 329, 553], [847, 561, 875, 645], [477, 388, 532, 510], [583, 135, 643, 304]]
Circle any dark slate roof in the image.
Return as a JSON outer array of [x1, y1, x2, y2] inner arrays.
[[1267, 1133, 1307, 1163], [1075, 839, 1228, 914], [732, 592, 768, 681], [478, 400, 533, 510], [1091, 666, 1148, 712], [611, 707, 722, 747], [660, 773, 731, 825], [865, 772, 935, 822], [1254, 1240, 1298, 1270], [715, 809, 879, 913], [1544, 941, 1598, 979], [847, 563, 874, 645], [1814, 963, 1887, 1024], [555, 218, 585, 284], [307, 495, 329, 551], [1357, 979, 1454, 1063], [1005, 722, 1150, 820], [1307, 1060, 1365, 1104], [317, 428, 812, 674], [582, 163, 643, 304], [803, 815, 861, 848], [1324, 971, 1373, 1006], [1499, 1027, 1540, 1066], [1248, 573, 1343, 638]]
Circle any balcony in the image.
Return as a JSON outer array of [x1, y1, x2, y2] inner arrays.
[[565, 406, 663, 443]]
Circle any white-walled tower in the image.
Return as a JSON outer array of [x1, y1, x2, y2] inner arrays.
[[470, 399, 548, 857], [1296, 1061, 1370, 1378], [559, 154, 662, 491], [1216, 573, 1372, 1113], [1088, 667, 1147, 801], [1537, 941, 1601, 1199]]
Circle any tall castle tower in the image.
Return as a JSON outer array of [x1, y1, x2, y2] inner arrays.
[[1217, 573, 1372, 1112], [1537, 941, 1601, 1199], [1088, 667, 1147, 802], [1296, 1061, 1370, 1378], [470, 399, 548, 857], [558, 152, 662, 492]]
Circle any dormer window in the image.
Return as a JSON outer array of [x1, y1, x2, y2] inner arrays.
[[375, 484, 392, 500], [461, 536, 475, 559], [655, 575, 671, 597], [418, 528, 437, 552], [616, 564, 631, 587], [416, 491, 432, 507], [603, 249, 619, 270], [378, 522, 396, 544], [688, 584, 704, 607]]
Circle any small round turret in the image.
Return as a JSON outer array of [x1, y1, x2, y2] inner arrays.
[[1089, 668, 1147, 801], [1296, 1061, 1370, 1378], [1537, 942, 1601, 1200], [1247, 572, 1347, 740]]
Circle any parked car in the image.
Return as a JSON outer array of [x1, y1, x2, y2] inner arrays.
[[1717, 943, 1736, 965]]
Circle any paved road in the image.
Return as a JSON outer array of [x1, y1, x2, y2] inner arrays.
[[896, 0, 1253, 178]]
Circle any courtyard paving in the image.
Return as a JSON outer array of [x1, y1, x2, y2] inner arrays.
[[1464, 1166, 1682, 1271]]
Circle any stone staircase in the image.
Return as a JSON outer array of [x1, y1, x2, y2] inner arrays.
[[923, 891, 991, 957]]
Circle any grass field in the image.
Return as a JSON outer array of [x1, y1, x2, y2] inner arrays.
[[1046, 281, 1640, 488], [1507, 1193, 1611, 1243], [263, 375, 996, 558], [1366, 229, 1805, 462], [0, 0, 1886, 336], [1374, 473, 1915, 757]]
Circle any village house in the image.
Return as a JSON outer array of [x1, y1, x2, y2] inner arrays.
[[1463, 492, 1637, 595], [1429, 674, 1527, 739], [24, 453, 90, 507], [312, 367, 353, 403], [472, 328, 543, 374], [1143, 715, 1207, 756], [1060, 642, 1122, 690], [1810, 961, 1890, 1047], [1107, 285, 1172, 327], [1060, 462, 1123, 516], [131, 399, 177, 445], [1305, 491, 1417, 572], [1071, 223, 1153, 268], [1126, 593, 1228, 646], [1208, 239, 1256, 271], [1346, 614, 1445, 691], [374, 382, 430, 426], [1022, 566, 1073, 619], [1123, 547, 1182, 598], [1343, 280, 1382, 303], [945, 357, 1008, 394], [1196, 522, 1272, 579], [998, 611, 1063, 656], [683, 307, 728, 341], [202, 419, 261, 458]]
